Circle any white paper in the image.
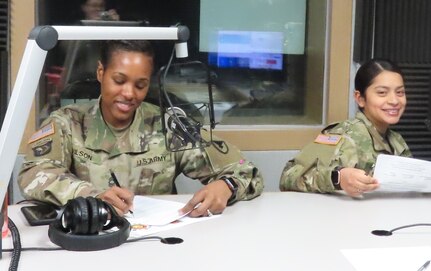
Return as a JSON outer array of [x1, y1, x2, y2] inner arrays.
[[126, 196, 187, 226], [124, 196, 218, 238], [373, 154, 431, 192], [341, 246, 431, 271]]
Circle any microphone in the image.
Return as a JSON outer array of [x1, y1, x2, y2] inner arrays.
[[164, 107, 202, 151], [371, 223, 431, 236]]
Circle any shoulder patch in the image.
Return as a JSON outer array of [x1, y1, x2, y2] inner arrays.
[[314, 134, 341, 145], [28, 122, 55, 144], [31, 138, 53, 156]]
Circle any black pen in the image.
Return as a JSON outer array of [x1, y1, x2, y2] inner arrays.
[[109, 170, 134, 216], [418, 260, 430, 271]]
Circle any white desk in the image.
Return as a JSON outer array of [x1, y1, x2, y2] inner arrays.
[[1, 192, 431, 271]]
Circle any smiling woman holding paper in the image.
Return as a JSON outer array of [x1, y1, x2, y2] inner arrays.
[[280, 59, 412, 197]]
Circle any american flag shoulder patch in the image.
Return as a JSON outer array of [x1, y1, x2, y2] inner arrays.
[[314, 134, 341, 145], [28, 122, 55, 144]]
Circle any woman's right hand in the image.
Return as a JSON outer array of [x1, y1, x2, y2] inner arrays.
[[97, 186, 134, 216], [339, 167, 379, 197]]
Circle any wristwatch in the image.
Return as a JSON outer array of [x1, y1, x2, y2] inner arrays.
[[220, 177, 238, 205], [331, 166, 344, 190]]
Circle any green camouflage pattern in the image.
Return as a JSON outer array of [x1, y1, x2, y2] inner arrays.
[[279, 111, 412, 193], [18, 99, 264, 206]]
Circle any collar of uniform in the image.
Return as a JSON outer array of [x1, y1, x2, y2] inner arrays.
[[355, 111, 394, 154], [386, 129, 409, 155], [83, 99, 155, 155]]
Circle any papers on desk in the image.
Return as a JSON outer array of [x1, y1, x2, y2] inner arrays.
[[124, 196, 218, 238], [341, 246, 431, 271], [373, 154, 431, 192]]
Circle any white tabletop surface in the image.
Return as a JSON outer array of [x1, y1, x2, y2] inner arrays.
[[2, 191, 431, 271]]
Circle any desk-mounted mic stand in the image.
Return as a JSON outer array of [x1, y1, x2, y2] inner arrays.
[[0, 25, 190, 222]]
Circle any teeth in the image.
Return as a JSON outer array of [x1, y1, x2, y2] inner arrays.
[[117, 102, 132, 111], [385, 109, 398, 115]]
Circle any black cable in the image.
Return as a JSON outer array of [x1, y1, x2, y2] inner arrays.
[[8, 218, 21, 271], [1, 235, 181, 253], [211, 140, 229, 154], [389, 223, 431, 233], [125, 236, 168, 243], [2, 247, 63, 252]]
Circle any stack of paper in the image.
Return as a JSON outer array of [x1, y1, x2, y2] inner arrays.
[[124, 196, 217, 238]]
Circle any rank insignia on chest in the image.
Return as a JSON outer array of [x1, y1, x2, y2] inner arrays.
[[314, 134, 341, 145]]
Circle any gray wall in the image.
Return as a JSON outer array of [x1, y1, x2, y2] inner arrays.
[[11, 151, 298, 203]]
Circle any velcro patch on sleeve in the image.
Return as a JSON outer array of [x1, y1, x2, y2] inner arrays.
[[28, 122, 55, 144], [314, 134, 341, 145]]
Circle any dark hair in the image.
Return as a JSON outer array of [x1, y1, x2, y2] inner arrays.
[[100, 40, 155, 68], [354, 59, 404, 97]]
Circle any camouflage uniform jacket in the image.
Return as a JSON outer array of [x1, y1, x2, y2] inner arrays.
[[18, 100, 264, 206], [279, 111, 411, 193]]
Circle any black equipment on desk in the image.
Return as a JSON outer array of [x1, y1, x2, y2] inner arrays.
[[21, 204, 58, 226], [48, 197, 130, 251]]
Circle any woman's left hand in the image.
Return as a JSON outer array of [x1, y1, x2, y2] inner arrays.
[[179, 180, 233, 217]]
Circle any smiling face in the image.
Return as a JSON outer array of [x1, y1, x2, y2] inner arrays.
[[355, 70, 406, 134], [97, 50, 153, 128]]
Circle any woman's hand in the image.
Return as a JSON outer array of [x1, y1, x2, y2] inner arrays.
[[179, 180, 233, 217], [339, 167, 379, 197], [97, 186, 134, 216]]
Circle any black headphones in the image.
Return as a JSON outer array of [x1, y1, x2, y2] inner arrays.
[[48, 197, 130, 251]]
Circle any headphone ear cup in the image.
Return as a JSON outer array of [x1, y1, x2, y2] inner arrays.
[[87, 197, 107, 234], [60, 200, 74, 231], [102, 202, 122, 230], [69, 197, 89, 234]]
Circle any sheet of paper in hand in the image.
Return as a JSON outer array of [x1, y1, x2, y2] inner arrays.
[[374, 154, 431, 192]]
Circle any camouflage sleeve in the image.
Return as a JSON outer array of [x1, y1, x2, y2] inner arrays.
[[404, 149, 413, 158], [17, 116, 101, 206], [176, 134, 264, 202], [279, 136, 359, 193]]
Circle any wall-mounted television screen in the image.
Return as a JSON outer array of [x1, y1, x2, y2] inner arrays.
[[207, 30, 283, 70]]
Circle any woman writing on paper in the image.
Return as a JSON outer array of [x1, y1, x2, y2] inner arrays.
[[18, 40, 264, 216], [279, 59, 412, 197]]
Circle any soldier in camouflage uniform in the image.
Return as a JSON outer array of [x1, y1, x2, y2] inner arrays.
[[280, 59, 411, 197], [18, 40, 264, 217]]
